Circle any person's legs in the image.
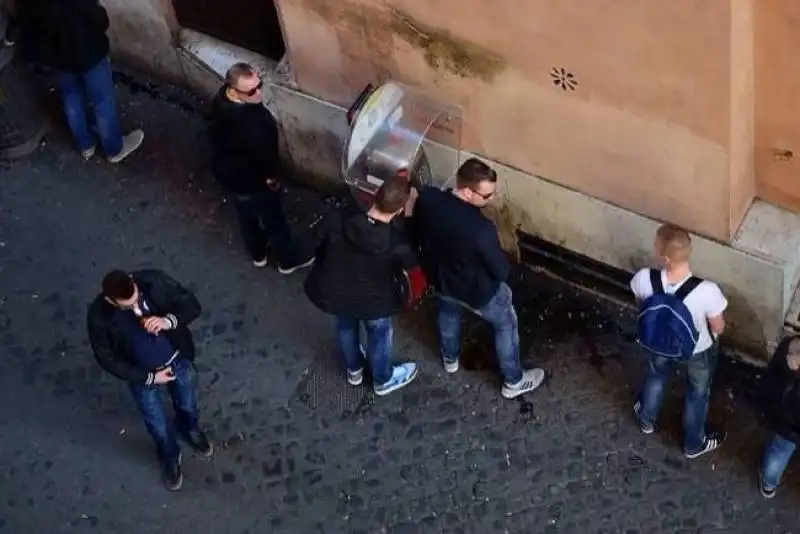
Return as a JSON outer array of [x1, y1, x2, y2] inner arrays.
[[234, 196, 270, 265], [436, 297, 463, 373], [365, 314, 417, 397], [81, 57, 143, 162], [259, 190, 312, 274], [683, 345, 724, 458], [476, 283, 544, 399], [128, 381, 183, 490], [81, 57, 123, 157], [336, 315, 364, 385], [167, 358, 212, 456], [760, 433, 797, 497], [634, 352, 673, 434], [363, 317, 394, 387], [55, 70, 94, 153]]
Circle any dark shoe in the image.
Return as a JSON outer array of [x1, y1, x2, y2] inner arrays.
[[759, 475, 777, 499], [278, 256, 315, 275], [685, 431, 726, 459], [633, 400, 655, 434], [163, 452, 183, 491], [186, 429, 214, 457]]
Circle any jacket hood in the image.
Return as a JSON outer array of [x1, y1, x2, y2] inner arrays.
[[342, 211, 395, 256]]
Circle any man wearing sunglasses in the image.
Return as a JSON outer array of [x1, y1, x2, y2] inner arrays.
[[209, 62, 313, 274], [410, 158, 545, 399]]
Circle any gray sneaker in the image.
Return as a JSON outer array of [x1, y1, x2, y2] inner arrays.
[[108, 129, 144, 164], [501, 368, 545, 399]]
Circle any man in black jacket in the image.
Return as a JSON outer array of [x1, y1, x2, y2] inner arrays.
[[209, 62, 313, 274], [17, 0, 143, 162], [759, 335, 800, 498], [87, 269, 212, 491], [305, 177, 418, 396], [411, 158, 545, 399]]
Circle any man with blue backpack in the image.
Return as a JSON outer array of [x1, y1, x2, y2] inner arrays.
[[631, 224, 728, 459]]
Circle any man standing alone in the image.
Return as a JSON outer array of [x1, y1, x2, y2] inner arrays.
[[209, 62, 313, 274], [87, 269, 213, 491], [411, 158, 545, 399], [17, 0, 144, 162]]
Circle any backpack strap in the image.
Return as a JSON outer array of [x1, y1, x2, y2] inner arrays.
[[649, 269, 664, 294], [674, 276, 702, 301]]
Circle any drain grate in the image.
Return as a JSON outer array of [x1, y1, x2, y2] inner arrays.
[[294, 352, 373, 417]]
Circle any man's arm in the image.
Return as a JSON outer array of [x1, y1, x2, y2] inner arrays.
[[244, 111, 282, 180], [705, 283, 728, 337], [140, 270, 201, 329], [476, 225, 511, 282], [87, 311, 153, 385]]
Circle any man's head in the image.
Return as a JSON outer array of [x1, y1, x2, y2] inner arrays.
[[454, 158, 497, 208], [102, 270, 139, 308], [654, 223, 692, 266], [787, 338, 800, 372], [372, 176, 411, 217], [225, 62, 263, 104]]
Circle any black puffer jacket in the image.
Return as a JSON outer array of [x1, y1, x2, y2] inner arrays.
[[764, 336, 800, 444], [18, 0, 110, 73], [305, 205, 417, 320], [86, 269, 202, 386]]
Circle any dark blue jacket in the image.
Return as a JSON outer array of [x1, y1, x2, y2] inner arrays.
[[413, 187, 511, 308]]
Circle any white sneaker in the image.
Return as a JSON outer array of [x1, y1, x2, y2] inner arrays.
[[501, 368, 545, 399], [81, 143, 97, 161], [108, 129, 144, 164]]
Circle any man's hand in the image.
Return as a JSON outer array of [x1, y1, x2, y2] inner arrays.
[[266, 178, 281, 191], [153, 367, 176, 384], [404, 186, 419, 217], [143, 316, 171, 334]]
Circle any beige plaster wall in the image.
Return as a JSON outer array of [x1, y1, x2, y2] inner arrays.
[[278, 0, 755, 242], [754, 1, 800, 212], [101, 0, 184, 83]]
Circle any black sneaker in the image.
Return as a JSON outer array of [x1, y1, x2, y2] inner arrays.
[[163, 452, 183, 491], [278, 257, 315, 275], [759, 475, 777, 499], [685, 431, 726, 459], [186, 429, 214, 457]]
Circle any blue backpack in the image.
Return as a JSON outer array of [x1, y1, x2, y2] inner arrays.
[[637, 269, 702, 360]]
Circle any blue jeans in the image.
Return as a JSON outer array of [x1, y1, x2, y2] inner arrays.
[[55, 57, 123, 157], [637, 345, 718, 454], [437, 282, 523, 385], [336, 316, 393, 386], [761, 433, 797, 490], [128, 358, 198, 465]]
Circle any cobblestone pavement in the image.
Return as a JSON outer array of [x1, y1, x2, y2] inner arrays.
[[0, 71, 798, 534]]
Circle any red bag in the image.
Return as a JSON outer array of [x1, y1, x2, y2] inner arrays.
[[399, 264, 429, 310]]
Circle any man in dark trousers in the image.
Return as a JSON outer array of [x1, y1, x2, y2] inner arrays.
[[209, 62, 313, 274], [17, 0, 143, 162], [87, 269, 212, 491], [305, 177, 418, 396], [410, 158, 545, 399]]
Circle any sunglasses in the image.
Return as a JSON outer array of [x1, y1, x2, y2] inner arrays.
[[234, 79, 263, 97], [469, 187, 494, 200]]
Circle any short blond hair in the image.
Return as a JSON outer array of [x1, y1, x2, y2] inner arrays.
[[655, 223, 692, 263]]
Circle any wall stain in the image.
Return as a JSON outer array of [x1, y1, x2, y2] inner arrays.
[[386, 6, 505, 81]]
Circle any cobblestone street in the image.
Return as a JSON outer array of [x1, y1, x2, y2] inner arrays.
[[0, 71, 798, 534]]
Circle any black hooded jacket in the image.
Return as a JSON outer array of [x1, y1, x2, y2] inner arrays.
[[764, 336, 800, 444], [305, 205, 417, 320], [18, 0, 109, 73], [209, 87, 282, 195]]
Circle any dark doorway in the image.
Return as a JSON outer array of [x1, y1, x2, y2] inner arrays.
[[172, 0, 286, 61]]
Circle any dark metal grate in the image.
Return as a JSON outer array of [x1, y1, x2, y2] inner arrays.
[[294, 352, 373, 417]]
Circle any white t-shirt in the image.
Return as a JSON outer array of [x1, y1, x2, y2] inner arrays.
[[630, 268, 728, 353]]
